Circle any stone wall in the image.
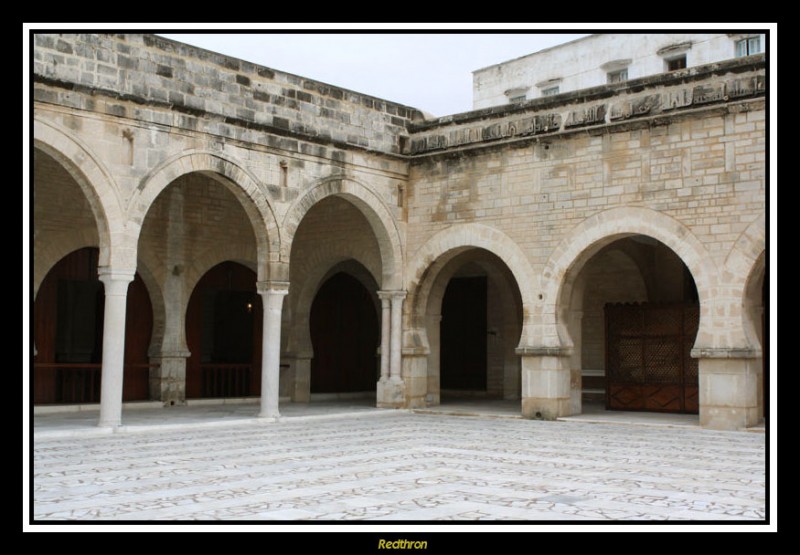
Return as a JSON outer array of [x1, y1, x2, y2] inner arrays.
[[405, 57, 766, 281], [33, 34, 423, 156], [31, 34, 767, 429]]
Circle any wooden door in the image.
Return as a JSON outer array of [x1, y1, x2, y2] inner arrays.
[[310, 273, 378, 393], [33, 247, 152, 403], [122, 274, 153, 401], [605, 302, 699, 414]]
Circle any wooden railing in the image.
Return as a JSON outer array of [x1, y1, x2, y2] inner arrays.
[[201, 364, 253, 398], [33, 363, 157, 404]]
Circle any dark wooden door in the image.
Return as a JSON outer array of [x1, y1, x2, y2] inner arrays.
[[440, 276, 488, 391], [310, 273, 378, 393], [605, 302, 699, 414], [33, 247, 152, 404], [122, 274, 153, 401]]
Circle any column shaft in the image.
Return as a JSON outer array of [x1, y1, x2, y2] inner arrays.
[[97, 270, 135, 428], [258, 282, 289, 419]]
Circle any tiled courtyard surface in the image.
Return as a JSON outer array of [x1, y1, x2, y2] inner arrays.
[[29, 406, 767, 522]]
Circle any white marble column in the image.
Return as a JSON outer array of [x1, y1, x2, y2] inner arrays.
[[377, 291, 392, 383], [97, 268, 135, 428], [389, 291, 406, 381], [257, 281, 289, 419]]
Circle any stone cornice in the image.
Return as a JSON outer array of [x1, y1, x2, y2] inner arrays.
[[406, 65, 765, 156]]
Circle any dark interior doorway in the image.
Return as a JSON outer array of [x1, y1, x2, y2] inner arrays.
[[440, 276, 488, 392]]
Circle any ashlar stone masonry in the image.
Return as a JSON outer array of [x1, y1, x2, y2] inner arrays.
[[31, 34, 767, 431]]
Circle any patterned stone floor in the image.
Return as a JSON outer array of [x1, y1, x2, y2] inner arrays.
[[29, 408, 768, 524]]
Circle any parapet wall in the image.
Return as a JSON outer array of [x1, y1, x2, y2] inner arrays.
[[408, 56, 765, 155], [32, 33, 423, 155]]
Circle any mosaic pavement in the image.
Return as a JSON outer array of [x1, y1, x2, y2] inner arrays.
[[30, 411, 766, 522]]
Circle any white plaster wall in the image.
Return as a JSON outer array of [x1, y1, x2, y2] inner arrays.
[[473, 33, 766, 108]]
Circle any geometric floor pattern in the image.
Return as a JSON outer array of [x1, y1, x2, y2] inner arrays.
[[31, 411, 766, 522]]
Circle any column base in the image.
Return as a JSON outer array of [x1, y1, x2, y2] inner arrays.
[[700, 406, 759, 430], [521, 397, 571, 420], [698, 355, 760, 431], [377, 377, 406, 408], [150, 353, 189, 406], [519, 349, 574, 419]]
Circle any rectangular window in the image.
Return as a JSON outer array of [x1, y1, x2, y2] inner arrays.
[[541, 86, 559, 97], [736, 36, 762, 57], [666, 56, 687, 71], [607, 69, 628, 83], [509, 95, 526, 103]]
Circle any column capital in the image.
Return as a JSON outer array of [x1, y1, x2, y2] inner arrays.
[[257, 280, 290, 295], [378, 289, 407, 301], [97, 267, 136, 283]]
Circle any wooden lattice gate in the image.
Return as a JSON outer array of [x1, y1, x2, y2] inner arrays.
[[605, 303, 699, 414]]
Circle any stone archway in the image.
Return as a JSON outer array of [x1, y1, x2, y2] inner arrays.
[[135, 154, 272, 406], [133, 150, 279, 282], [282, 177, 403, 289], [567, 237, 700, 415], [543, 207, 717, 352], [33, 118, 124, 285], [404, 224, 531, 409], [406, 223, 537, 346], [285, 187, 385, 404], [528, 207, 716, 420]]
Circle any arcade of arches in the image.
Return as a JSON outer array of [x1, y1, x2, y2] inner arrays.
[[30, 34, 768, 431]]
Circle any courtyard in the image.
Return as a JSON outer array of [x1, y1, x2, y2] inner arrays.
[[29, 403, 767, 523]]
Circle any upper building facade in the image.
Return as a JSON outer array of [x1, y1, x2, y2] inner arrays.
[[473, 33, 766, 109], [30, 33, 768, 432]]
